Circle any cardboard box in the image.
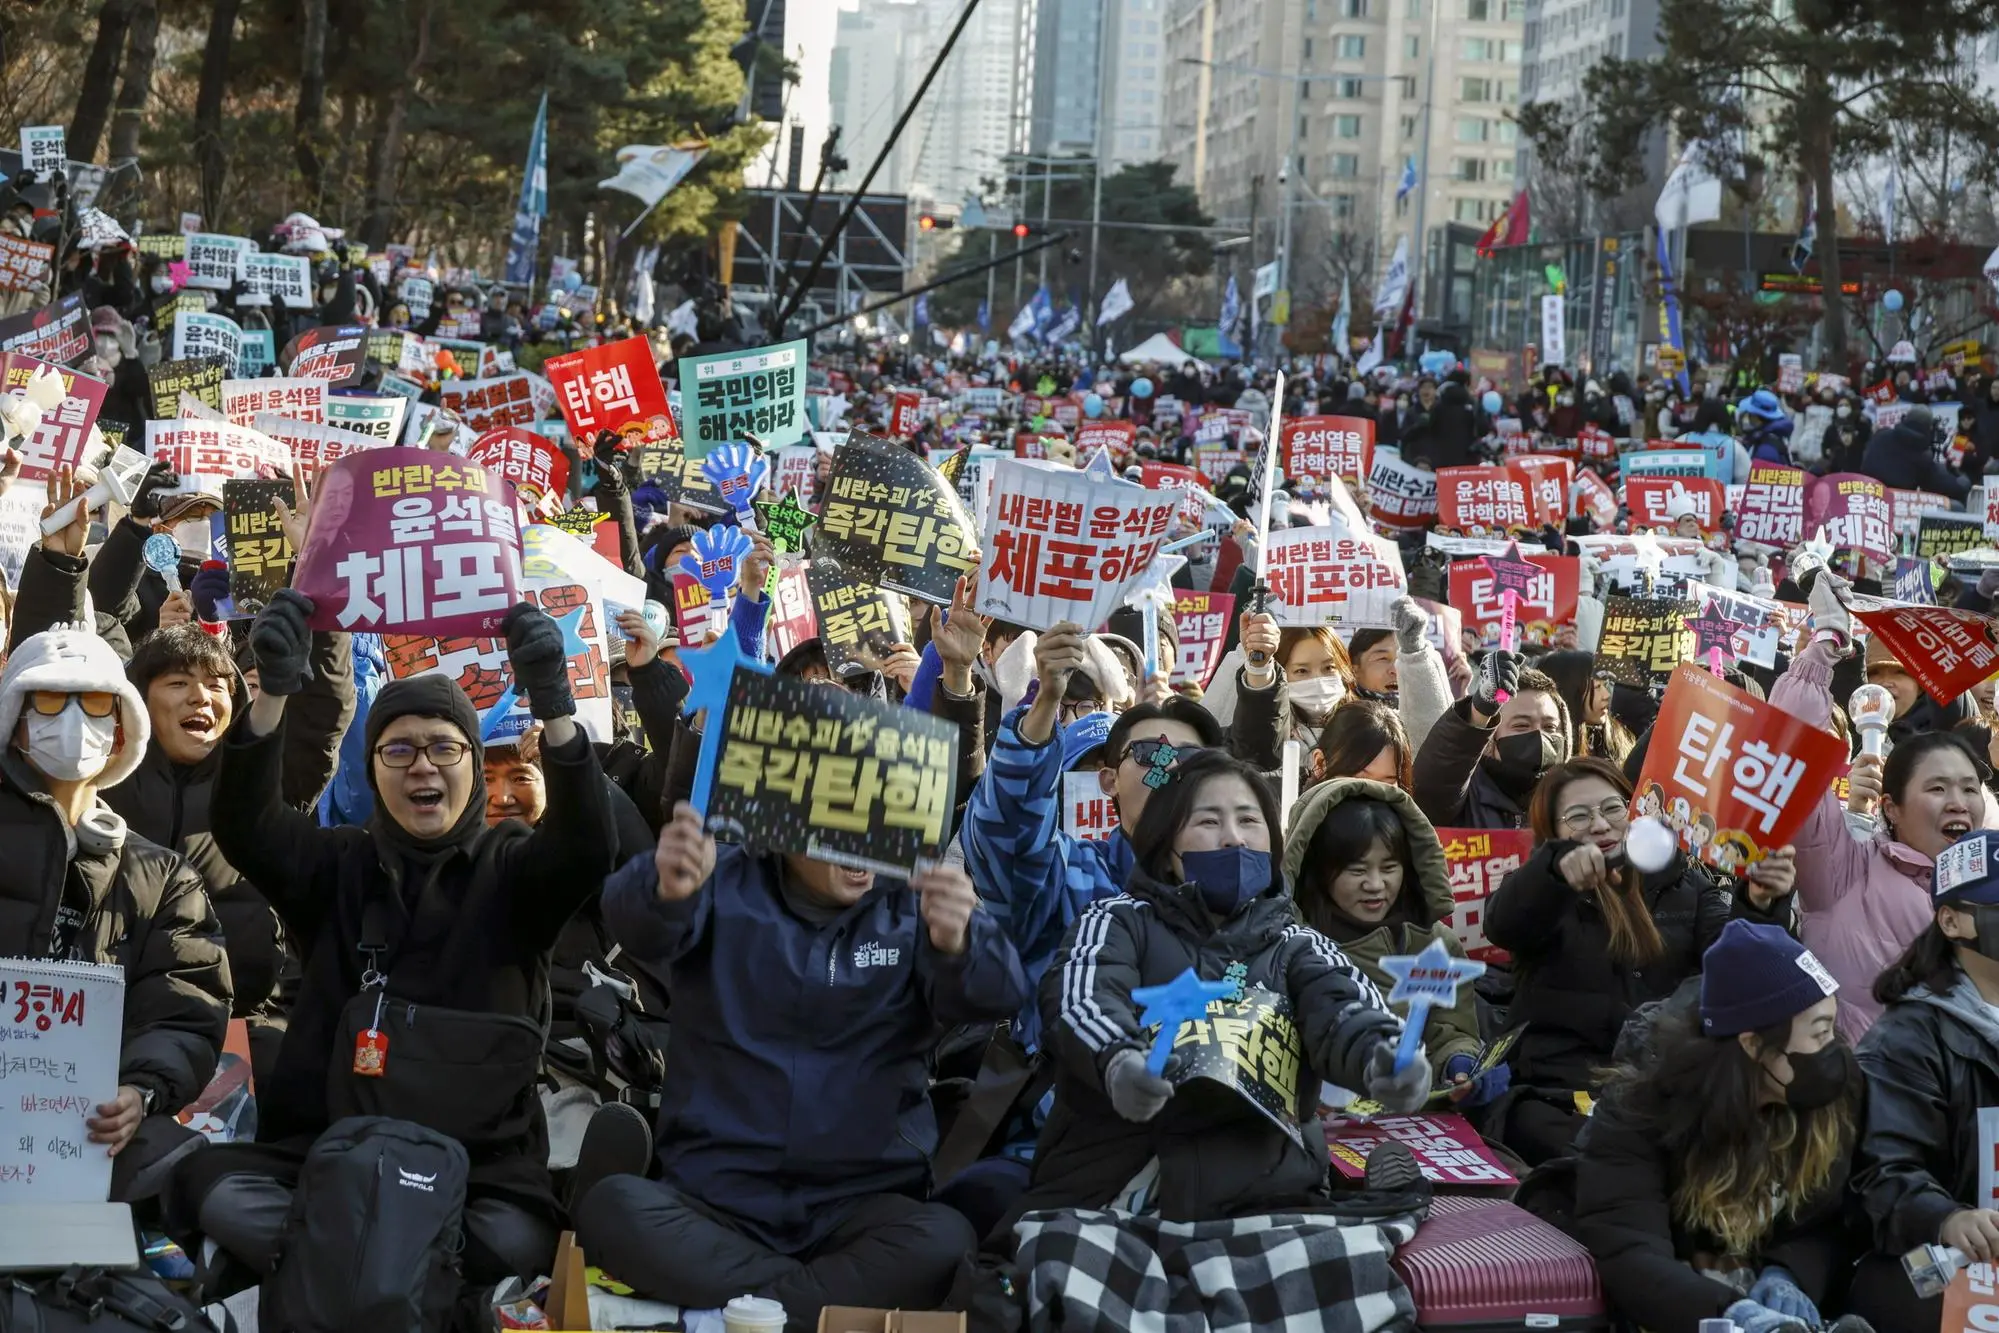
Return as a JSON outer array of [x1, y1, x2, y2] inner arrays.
[[544, 1230, 590, 1330], [817, 1307, 966, 1333]]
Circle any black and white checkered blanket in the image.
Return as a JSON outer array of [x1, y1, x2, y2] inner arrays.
[[1014, 1207, 1423, 1333]]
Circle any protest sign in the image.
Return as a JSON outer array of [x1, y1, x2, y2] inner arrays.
[[184, 233, 251, 290], [1892, 557, 1946, 606], [292, 448, 521, 637], [171, 312, 242, 373], [0, 234, 52, 292], [1281, 415, 1374, 489], [975, 455, 1175, 629], [1919, 511, 1988, 559], [1367, 450, 1440, 530], [1888, 487, 1954, 538], [1596, 595, 1695, 685], [222, 478, 296, 616], [1852, 603, 1999, 705], [540, 508, 623, 571], [134, 232, 186, 261], [152, 292, 202, 338], [0, 293, 89, 365], [1621, 448, 1708, 481], [1627, 475, 1725, 532], [1633, 664, 1849, 870], [252, 412, 382, 480], [1191, 445, 1245, 486], [1264, 526, 1406, 627], [1062, 770, 1120, 841], [764, 563, 814, 661], [440, 374, 536, 434], [678, 338, 807, 458], [145, 356, 225, 419], [770, 443, 816, 502], [0, 356, 104, 481], [325, 393, 407, 444], [241, 251, 313, 308], [522, 520, 645, 631], [0, 958, 124, 1201], [283, 324, 370, 386], [1153, 984, 1312, 1146], [1942, 1264, 1999, 1333], [1074, 419, 1136, 457], [628, 432, 727, 516], [467, 427, 568, 506], [18, 125, 65, 178], [669, 569, 729, 648], [1573, 467, 1618, 528], [146, 418, 291, 492], [1735, 464, 1806, 547], [544, 336, 676, 446], [886, 390, 920, 438], [1804, 472, 1893, 563], [708, 668, 958, 874], [400, 276, 433, 321], [1436, 465, 1534, 535], [808, 558, 912, 678], [0, 479, 40, 587], [222, 377, 324, 428], [1171, 590, 1235, 690], [1448, 553, 1578, 647], [176, 392, 225, 423], [821, 433, 980, 606], [1439, 828, 1531, 966], [1512, 455, 1573, 527], [1684, 580, 1802, 669], [1326, 1113, 1516, 1186]]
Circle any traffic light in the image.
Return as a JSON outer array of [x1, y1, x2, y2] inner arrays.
[[918, 213, 956, 232], [1014, 222, 1049, 239]]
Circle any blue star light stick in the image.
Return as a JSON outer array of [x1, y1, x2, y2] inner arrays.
[[1130, 967, 1235, 1077], [678, 630, 774, 818], [1378, 938, 1487, 1075]]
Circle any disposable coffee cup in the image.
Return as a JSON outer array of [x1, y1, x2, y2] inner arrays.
[[1697, 1321, 1736, 1333], [723, 1294, 787, 1333]]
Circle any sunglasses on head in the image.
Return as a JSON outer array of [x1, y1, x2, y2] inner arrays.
[[28, 690, 117, 718]]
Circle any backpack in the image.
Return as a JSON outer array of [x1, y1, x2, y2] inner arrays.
[[0, 1267, 225, 1333], [260, 1116, 469, 1333]]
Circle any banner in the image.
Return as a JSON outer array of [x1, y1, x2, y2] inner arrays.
[[1804, 472, 1893, 563], [544, 335, 676, 446], [253, 412, 386, 480], [1735, 464, 1805, 547], [1436, 465, 1534, 535], [171, 312, 242, 373], [1191, 445, 1245, 485], [242, 251, 314, 308], [1264, 526, 1405, 627], [145, 356, 225, 420], [325, 394, 407, 444], [146, 419, 291, 491], [1448, 553, 1578, 646], [1511, 455, 1573, 527], [677, 338, 808, 458], [0, 957, 124, 1201], [1281, 415, 1375, 490], [0, 293, 89, 365], [707, 669, 958, 874], [1, 356, 104, 481], [284, 324, 370, 386], [1596, 594, 1695, 684], [467, 427, 568, 506], [0, 234, 52, 292], [222, 377, 325, 428], [1171, 590, 1236, 691], [18, 125, 65, 177], [1074, 419, 1136, 458], [1574, 468, 1618, 528], [1633, 663, 1849, 870], [976, 456, 1177, 630], [440, 374, 537, 435], [1367, 450, 1440, 530], [184, 233, 252, 290], [1439, 828, 1531, 966], [292, 448, 522, 637], [1627, 475, 1725, 532], [1155, 984, 1312, 1146], [1327, 1111, 1516, 1186], [1621, 448, 1708, 481], [1919, 511, 1988, 559], [808, 557, 913, 678], [1887, 487, 1954, 538], [764, 563, 813, 660], [222, 478, 296, 616], [1684, 579, 1806, 669], [1062, 770, 1121, 841], [1852, 603, 1999, 705]]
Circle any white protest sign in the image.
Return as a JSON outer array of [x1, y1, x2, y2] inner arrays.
[[0, 958, 125, 1201], [973, 457, 1177, 632], [325, 394, 408, 443], [401, 276, 433, 321], [523, 520, 648, 646], [253, 411, 388, 478], [171, 312, 243, 374], [0, 478, 45, 588], [18, 126, 65, 179], [1265, 525, 1406, 626], [1541, 294, 1566, 367], [146, 418, 291, 490], [222, 377, 325, 428], [242, 252, 314, 308], [1061, 771, 1121, 841], [184, 234, 253, 291]]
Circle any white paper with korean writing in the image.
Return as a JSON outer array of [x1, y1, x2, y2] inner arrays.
[[0, 958, 124, 1200], [145, 418, 291, 493], [522, 520, 648, 645], [1262, 525, 1406, 628], [223, 378, 325, 429], [1061, 770, 1120, 841], [974, 457, 1176, 632]]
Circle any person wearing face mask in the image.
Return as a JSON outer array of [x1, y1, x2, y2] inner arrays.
[[1575, 921, 1861, 1333], [1847, 829, 1999, 1327], [0, 625, 231, 1201], [1012, 751, 1425, 1228], [1411, 651, 1571, 830], [1818, 395, 1869, 475], [1484, 759, 1798, 1165]]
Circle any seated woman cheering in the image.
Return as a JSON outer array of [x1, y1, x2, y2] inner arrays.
[[1576, 920, 1860, 1333], [1011, 751, 1430, 1224]]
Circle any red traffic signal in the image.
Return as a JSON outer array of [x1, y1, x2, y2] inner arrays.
[[1012, 222, 1030, 238], [918, 213, 955, 231]]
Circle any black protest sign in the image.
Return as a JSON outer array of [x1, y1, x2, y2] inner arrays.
[[1161, 984, 1310, 1147], [709, 669, 958, 876], [1596, 595, 1695, 685], [816, 433, 978, 606], [222, 478, 296, 616], [283, 324, 370, 386], [0, 293, 89, 364], [808, 557, 911, 678], [146, 356, 227, 419], [133, 233, 187, 261], [629, 433, 727, 515], [1918, 512, 1987, 560]]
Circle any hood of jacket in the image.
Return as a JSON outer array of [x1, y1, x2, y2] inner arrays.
[[1281, 776, 1453, 927], [1908, 972, 1999, 1060]]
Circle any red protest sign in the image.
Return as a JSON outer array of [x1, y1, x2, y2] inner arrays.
[[1448, 554, 1578, 646], [1852, 604, 1999, 705], [1940, 1262, 1999, 1333], [1578, 425, 1616, 461], [1436, 465, 1534, 535], [1326, 1113, 1515, 1186], [466, 427, 568, 506], [0, 235, 53, 293], [1075, 418, 1136, 456], [1170, 590, 1235, 690], [1735, 463, 1805, 547], [1012, 432, 1047, 460], [1627, 476, 1725, 533], [1632, 664, 1848, 872], [1512, 454, 1573, 525], [889, 390, 921, 437], [1, 355, 105, 481], [1050, 398, 1082, 429], [1804, 472, 1893, 563], [1192, 445, 1245, 485], [544, 335, 675, 445], [764, 563, 814, 660], [1141, 461, 1205, 492], [1280, 415, 1374, 489], [1438, 828, 1532, 965], [1574, 468, 1618, 528]]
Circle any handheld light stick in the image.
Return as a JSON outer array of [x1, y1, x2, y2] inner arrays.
[[143, 532, 183, 593], [1246, 371, 1285, 673], [1121, 555, 1186, 684], [1849, 683, 1896, 759], [1129, 968, 1234, 1077]]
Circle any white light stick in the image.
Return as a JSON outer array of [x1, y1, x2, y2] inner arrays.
[[41, 444, 151, 536], [1280, 739, 1301, 835], [1849, 684, 1896, 759], [1247, 371, 1285, 673]]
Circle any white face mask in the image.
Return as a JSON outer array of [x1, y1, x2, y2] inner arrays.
[[1288, 674, 1345, 720], [149, 276, 173, 294], [20, 700, 118, 782], [1836, 405, 1852, 418]]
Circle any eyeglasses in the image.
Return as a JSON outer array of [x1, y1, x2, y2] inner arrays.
[[1558, 798, 1630, 833], [1061, 698, 1108, 726], [374, 740, 471, 769], [28, 691, 117, 718]]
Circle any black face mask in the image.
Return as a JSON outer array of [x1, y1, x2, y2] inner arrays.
[[1481, 730, 1561, 798], [1782, 1042, 1854, 1111]]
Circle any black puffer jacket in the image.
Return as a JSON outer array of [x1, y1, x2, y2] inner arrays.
[[1017, 866, 1398, 1223], [1411, 699, 1531, 831], [1860, 414, 1969, 498], [0, 753, 231, 1113], [1485, 842, 1784, 1090]]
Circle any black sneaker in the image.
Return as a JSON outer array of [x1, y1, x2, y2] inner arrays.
[[565, 1101, 653, 1215], [1363, 1139, 1423, 1194]]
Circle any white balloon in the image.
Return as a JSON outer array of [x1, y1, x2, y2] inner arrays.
[[1626, 815, 1678, 873]]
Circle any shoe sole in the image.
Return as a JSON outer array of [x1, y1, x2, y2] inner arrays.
[[566, 1101, 654, 1215]]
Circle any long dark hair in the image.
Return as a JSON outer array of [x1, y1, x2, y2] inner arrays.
[[1527, 757, 1664, 966], [1875, 917, 1962, 1005], [1296, 796, 1420, 939], [1313, 698, 1412, 788], [1128, 750, 1283, 887], [1538, 650, 1632, 761]]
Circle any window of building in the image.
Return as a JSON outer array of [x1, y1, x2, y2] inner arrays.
[[1331, 153, 1361, 177], [1405, 35, 1420, 57], [1337, 76, 1365, 97], [1401, 114, 1419, 138], [1339, 34, 1367, 57], [1408, 0, 1423, 16], [1341, 0, 1369, 16], [1461, 37, 1491, 60], [1496, 118, 1517, 142], [1396, 194, 1411, 217], [1299, 116, 1310, 142], [1305, 0, 1317, 17], [1496, 79, 1516, 100], [1332, 193, 1358, 219], [1453, 197, 1491, 222], [1399, 75, 1417, 97], [1461, 77, 1489, 101], [1334, 114, 1362, 137], [1299, 77, 1310, 101], [1456, 116, 1489, 141], [1493, 156, 1516, 179], [1504, 0, 1526, 16], [1453, 157, 1487, 181], [1464, 0, 1490, 17], [1303, 36, 1314, 58], [1500, 39, 1522, 60]]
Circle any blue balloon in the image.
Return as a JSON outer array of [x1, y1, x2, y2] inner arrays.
[[1883, 288, 1904, 311], [1084, 392, 1105, 418], [1131, 377, 1155, 398], [1481, 391, 1503, 415]]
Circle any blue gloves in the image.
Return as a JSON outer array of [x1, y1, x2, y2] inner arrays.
[[1724, 1298, 1810, 1333], [1747, 1266, 1819, 1325], [189, 562, 230, 623], [1442, 1052, 1511, 1107]]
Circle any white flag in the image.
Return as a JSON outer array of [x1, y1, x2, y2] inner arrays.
[[1654, 140, 1723, 232], [1879, 170, 1897, 242], [1356, 328, 1384, 376], [600, 145, 708, 208], [1097, 278, 1133, 325], [1008, 301, 1037, 342], [1253, 261, 1280, 299], [1374, 238, 1409, 317]]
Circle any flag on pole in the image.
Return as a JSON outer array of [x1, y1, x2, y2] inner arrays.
[[600, 144, 709, 208], [1048, 304, 1081, 343], [1030, 285, 1055, 337], [1097, 277, 1133, 325], [1653, 140, 1722, 233], [1332, 272, 1351, 354], [1655, 227, 1688, 393], [1218, 275, 1244, 355], [1395, 158, 1419, 206], [913, 294, 930, 327], [503, 92, 549, 286], [1008, 300, 1037, 343], [1788, 187, 1817, 274], [1374, 237, 1410, 315], [1356, 328, 1384, 375], [1475, 189, 1532, 259], [977, 299, 991, 331]]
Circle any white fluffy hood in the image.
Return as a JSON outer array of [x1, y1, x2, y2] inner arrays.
[[0, 624, 150, 789]]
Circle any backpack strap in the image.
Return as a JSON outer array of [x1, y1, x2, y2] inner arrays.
[[4, 1281, 46, 1333]]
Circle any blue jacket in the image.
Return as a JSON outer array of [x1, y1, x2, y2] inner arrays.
[[318, 633, 385, 827], [602, 845, 1026, 1253], [962, 705, 1131, 1050]]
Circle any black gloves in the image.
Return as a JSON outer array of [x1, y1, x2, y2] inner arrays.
[[250, 589, 316, 696], [503, 602, 575, 720], [591, 429, 630, 493], [1473, 649, 1521, 716], [131, 462, 179, 520]]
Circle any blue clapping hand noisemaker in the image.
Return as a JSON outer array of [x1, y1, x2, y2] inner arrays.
[[677, 524, 755, 639], [1130, 967, 1234, 1077], [1379, 939, 1485, 1074], [700, 442, 769, 529]]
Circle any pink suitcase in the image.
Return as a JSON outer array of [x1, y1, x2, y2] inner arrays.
[[1392, 1195, 1611, 1331]]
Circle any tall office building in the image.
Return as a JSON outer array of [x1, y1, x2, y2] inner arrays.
[[1515, 0, 1666, 210], [827, 1, 932, 197], [910, 0, 1032, 206], [1102, 0, 1172, 168]]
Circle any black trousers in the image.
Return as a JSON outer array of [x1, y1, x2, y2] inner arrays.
[[1846, 1251, 1940, 1331], [1505, 1097, 1585, 1167], [576, 1177, 974, 1333]]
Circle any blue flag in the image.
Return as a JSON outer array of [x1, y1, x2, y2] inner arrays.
[[504, 92, 549, 287], [1217, 275, 1243, 357], [1395, 158, 1419, 205], [913, 294, 930, 327], [976, 299, 990, 331]]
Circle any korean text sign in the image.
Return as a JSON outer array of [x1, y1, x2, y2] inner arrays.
[[253, 412, 387, 480], [1367, 450, 1439, 530], [0, 959, 124, 1200], [1281, 415, 1374, 489], [1438, 829, 1530, 965], [1263, 525, 1406, 628], [1326, 1112, 1515, 1186], [808, 558, 912, 678], [440, 374, 537, 435], [1633, 663, 1848, 870], [1436, 465, 1533, 535], [1803, 472, 1893, 563], [467, 427, 569, 506], [222, 478, 296, 616], [709, 668, 959, 875], [1735, 464, 1805, 547], [222, 377, 325, 428], [1171, 590, 1236, 690], [1595, 595, 1695, 685], [0, 293, 89, 366], [1447, 554, 1578, 646], [1626, 476, 1725, 533], [292, 447, 522, 637], [1, 355, 105, 481], [678, 338, 808, 459], [1852, 603, 1999, 706], [544, 336, 675, 444], [975, 456, 1176, 630], [1160, 985, 1311, 1145], [822, 433, 981, 606], [145, 419, 291, 490]]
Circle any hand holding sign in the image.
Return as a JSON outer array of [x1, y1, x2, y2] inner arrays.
[[1130, 966, 1235, 1077], [700, 442, 769, 527], [1478, 543, 1542, 697], [1378, 938, 1486, 1076], [677, 524, 754, 638]]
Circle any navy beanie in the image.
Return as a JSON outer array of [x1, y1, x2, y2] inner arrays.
[[1700, 919, 1839, 1036]]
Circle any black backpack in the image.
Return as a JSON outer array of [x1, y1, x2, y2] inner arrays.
[[0, 1268, 224, 1333], [261, 1116, 469, 1333]]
